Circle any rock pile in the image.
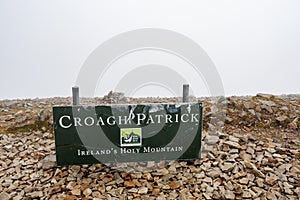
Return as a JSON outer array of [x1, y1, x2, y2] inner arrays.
[[0, 93, 299, 199], [0, 93, 299, 135], [0, 130, 299, 199]]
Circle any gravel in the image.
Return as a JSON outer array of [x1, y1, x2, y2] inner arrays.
[[0, 93, 299, 199]]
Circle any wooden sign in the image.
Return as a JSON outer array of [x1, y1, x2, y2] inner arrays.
[[53, 103, 203, 165]]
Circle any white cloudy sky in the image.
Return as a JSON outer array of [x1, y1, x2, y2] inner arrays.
[[0, 0, 299, 99]]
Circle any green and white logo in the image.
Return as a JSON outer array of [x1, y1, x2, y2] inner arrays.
[[120, 128, 142, 147]]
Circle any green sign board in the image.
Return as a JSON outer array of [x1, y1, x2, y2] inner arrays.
[[53, 103, 203, 165]]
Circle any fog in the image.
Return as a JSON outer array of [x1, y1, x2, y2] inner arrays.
[[0, 0, 299, 99]]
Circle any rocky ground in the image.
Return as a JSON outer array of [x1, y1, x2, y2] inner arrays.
[[0, 93, 299, 199]]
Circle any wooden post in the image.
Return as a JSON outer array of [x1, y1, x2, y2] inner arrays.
[[72, 86, 79, 105], [183, 84, 189, 103]]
